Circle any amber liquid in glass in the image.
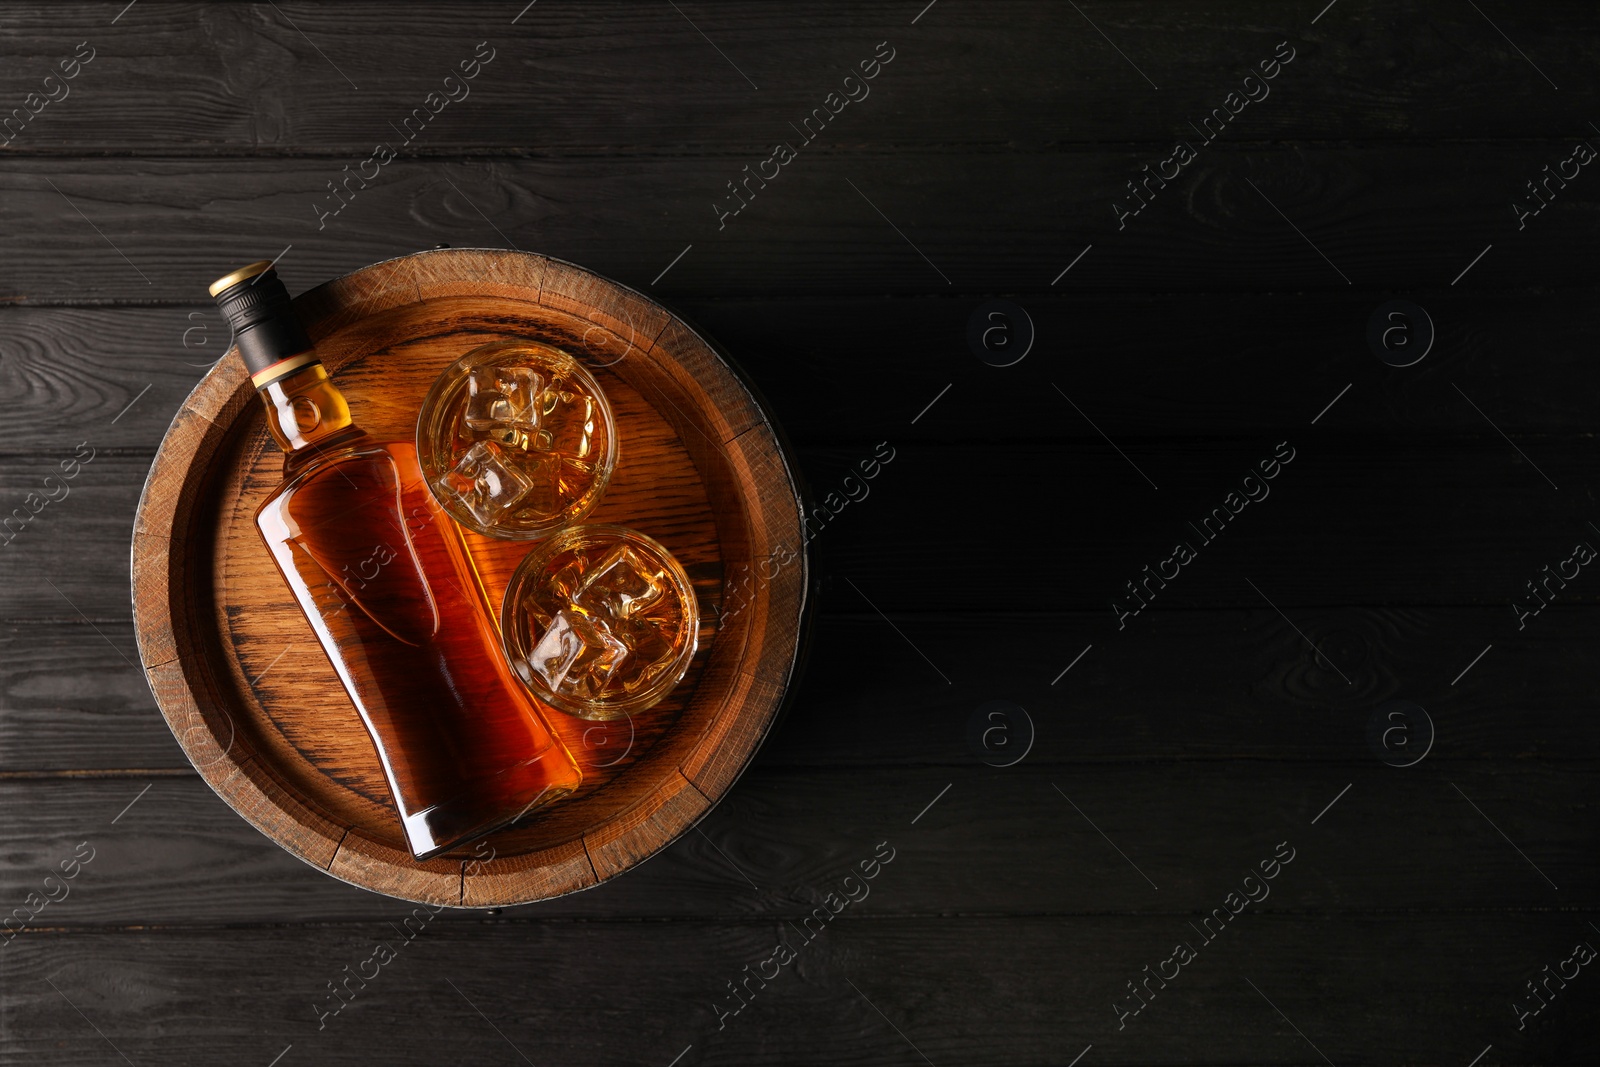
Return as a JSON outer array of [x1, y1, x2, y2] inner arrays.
[[252, 364, 580, 860]]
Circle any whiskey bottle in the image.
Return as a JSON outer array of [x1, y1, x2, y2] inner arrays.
[[210, 261, 581, 860]]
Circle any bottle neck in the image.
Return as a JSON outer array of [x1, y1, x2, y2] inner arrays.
[[208, 263, 366, 464], [257, 359, 364, 463]]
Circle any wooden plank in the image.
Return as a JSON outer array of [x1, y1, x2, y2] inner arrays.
[[9, 289, 1600, 454], [1, 2, 1597, 151], [804, 435, 1600, 613], [0, 144, 1596, 301], [2, 914, 1594, 1065], [664, 289, 1600, 444], [0, 763, 1593, 924], [13, 439, 1600, 618], [10, 606, 1600, 773], [772, 607, 1600, 764]]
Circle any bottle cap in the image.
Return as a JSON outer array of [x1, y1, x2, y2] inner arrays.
[[208, 260, 274, 297], [209, 262, 316, 384]]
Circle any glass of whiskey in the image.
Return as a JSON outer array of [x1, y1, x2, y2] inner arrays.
[[501, 525, 700, 719], [417, 340, 617, 539]]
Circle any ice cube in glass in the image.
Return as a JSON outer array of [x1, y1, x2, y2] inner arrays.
[[526, 608, 628, 698], [574, 544, 666, 622], [435, 440, 535, 527], [462, 364, 511, 430]]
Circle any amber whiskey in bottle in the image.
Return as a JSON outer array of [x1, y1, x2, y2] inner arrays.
[[210, 261, 581, 860]]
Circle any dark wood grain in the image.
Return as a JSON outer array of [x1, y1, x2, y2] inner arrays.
[[0, 762, 1594, 926], [1, 2, 1597, 152], [1, 143, 1597, 302], [4, 915, 1596, 1066]]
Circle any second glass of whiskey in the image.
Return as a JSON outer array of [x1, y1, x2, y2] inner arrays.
[[500, 524, 700, 719]]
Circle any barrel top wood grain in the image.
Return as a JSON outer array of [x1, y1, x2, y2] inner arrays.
[[130, 248, 809, 907]]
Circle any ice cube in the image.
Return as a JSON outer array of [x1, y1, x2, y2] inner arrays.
[[545, 558, 588, 604], [488, 424, 523, 448], [573, 394, 596, 458], [542, 386, 569, 413], [526, 608, 628, 697], [472, 365, 554, 452], [501, 447, 562, 518], [529, 384, 597, 459], [488, 424, 555, 453], [495, 366, 548, 433], [463, 364, 512, 431], [435, 440, 536, 527], [574, 544, 666, 622], [614, 615, 675, 688]]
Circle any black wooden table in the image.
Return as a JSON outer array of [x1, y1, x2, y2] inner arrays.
[[2, 2, 1597, 1064]]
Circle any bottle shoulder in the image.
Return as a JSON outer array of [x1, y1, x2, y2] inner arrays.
[[254, 437, 440, 645], [267, 437, 419, 495], [254, 439, 423, 537]]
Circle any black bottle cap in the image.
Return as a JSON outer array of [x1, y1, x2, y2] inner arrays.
[[209, 261, 316, 382]]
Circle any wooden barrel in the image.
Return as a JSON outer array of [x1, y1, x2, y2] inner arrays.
[[131, 249, 809, 906]]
